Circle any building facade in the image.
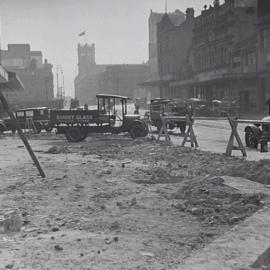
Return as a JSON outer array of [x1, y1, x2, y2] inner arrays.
[[98, 64, 150, 98], [139, 9, 185, 101], [1, 44, 55, 109], [75, 43, 150, 104], [157, 8, 195, 99], [257, 0, 270, 113], [189, 0, 258, 112], [74, 43, 106, 104], [148, 9, 185, 83], [157, 0, 264, 113]]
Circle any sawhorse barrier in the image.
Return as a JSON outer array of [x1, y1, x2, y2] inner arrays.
[[226, 116, 247, 157], [157, 115, 198, 148]]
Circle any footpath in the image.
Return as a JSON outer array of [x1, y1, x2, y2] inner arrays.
[[176, 176, 270, 270]]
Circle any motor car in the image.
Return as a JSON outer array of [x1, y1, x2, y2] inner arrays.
[[149, 98, 193, 134], [244, 116, 270, 149], [3, 107, 52, 133]]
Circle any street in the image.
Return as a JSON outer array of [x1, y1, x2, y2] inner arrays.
[[0, 119, 270, 269]]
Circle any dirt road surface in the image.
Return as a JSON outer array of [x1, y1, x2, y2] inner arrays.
[[0, 119, 270, 269]]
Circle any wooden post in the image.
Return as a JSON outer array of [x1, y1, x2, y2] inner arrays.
[[181, 115, 198, 148], [0, 90, 46, 178], [226, 116, 247, 157], [157, 115, 171, 142]]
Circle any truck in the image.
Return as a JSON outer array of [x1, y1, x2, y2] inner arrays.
[[50, 94, 149, 142]]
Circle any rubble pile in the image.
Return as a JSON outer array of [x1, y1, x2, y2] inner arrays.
[[45, 145, 71, 154], [171, 176, 264, 226]]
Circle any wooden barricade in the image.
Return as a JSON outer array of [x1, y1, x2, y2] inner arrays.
[[181, 117, 198, 148], [157, 115, 198, 147], [225, 116, 247, 157], [157, 115, 171, 142]]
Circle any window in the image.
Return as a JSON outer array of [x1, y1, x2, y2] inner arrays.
[[261, 28, 270, 50], [16, 111, 24, 117], [25, 111, 34, 117]]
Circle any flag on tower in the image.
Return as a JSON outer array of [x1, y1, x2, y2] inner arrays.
[[78, 31, 86, 37]]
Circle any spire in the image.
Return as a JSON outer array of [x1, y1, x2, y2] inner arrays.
[[165, 0, 167, 14]]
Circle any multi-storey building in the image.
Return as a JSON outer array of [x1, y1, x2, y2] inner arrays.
[[1, 44, 55, 109], [157, 8, 195, 98], [98, 64, 149, 98], [157, 0, 262, 112], [74, 43, 106, 104], [148, 9, 185, 83], [257, 0, 270, 113], [139, 9, 185, 100], [75, 43, 150, 104], [190, 0, 258, 112]]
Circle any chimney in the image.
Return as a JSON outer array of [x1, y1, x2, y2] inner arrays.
[[186, 8, 195, 20]]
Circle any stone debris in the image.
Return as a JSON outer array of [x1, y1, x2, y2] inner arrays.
[[45, 146, 71, 154], [54, 245, 63, 251], [0, 209, 22, 233]]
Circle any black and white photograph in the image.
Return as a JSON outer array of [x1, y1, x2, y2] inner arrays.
[[1, 0, 270, 269]]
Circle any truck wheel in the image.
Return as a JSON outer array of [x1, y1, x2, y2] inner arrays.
[[45, 125, 53, 133], [80, 128, 88, 141], [130, 123, 149, 139], [35, 123, 42, 134], [168, 122, 175, 130], [245, 129, 258, 149], [179, 123, 186, 134], [66, 127, 84, 142]]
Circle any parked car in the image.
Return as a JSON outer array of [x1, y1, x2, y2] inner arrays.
[[189, 98, 240, 117], [0, 120, 6, 133], [244, 116, 270, 149], [149, 98, 193, 134], [3, 107, 52, 133]]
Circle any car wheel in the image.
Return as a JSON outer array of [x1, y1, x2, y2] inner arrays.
[[130, 123, 149, 139], [245, 129, 258, 149]]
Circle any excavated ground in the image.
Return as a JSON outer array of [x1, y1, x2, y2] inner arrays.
[[0, 133, 269, 269]]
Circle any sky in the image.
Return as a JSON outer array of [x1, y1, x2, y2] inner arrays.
[[0, 0, 223, 97]]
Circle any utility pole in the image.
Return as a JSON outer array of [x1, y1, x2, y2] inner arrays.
[[56, 65, 59, 99], [61, 66, 65, 99]]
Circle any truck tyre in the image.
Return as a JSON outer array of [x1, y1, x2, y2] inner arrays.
[[245, 129, 258, 149], [34, 123, 42, 134], [66, 127, 84, 142], [80, 128, 88, 141], [130, 123, 148, 139], [45, 124, 53, 133]]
